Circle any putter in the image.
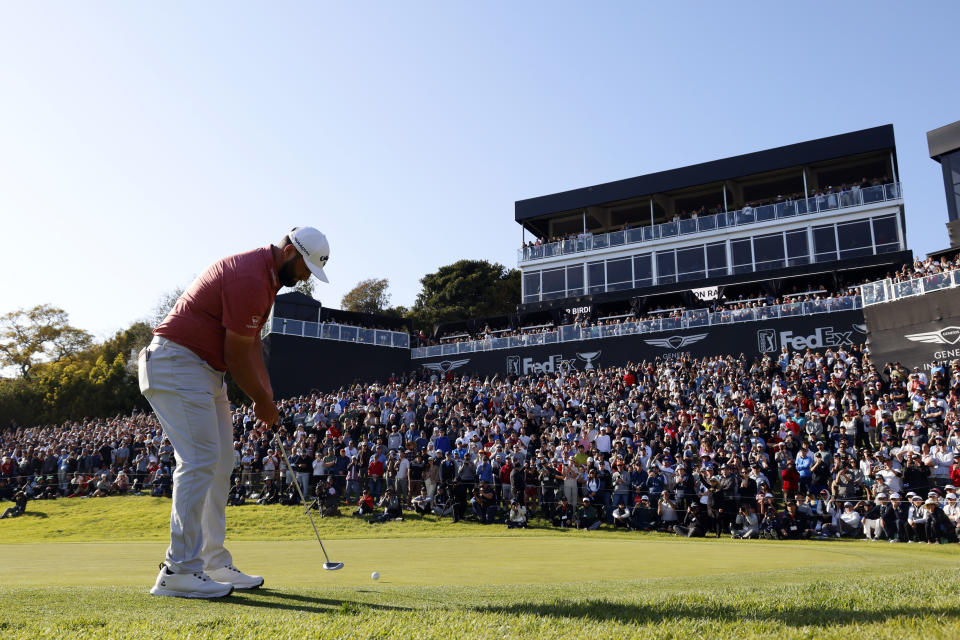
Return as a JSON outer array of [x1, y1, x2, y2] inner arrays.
[[272, 431, 344, 571]]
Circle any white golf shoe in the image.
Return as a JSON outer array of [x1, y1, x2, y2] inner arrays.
[[150, 563, 234, 598], [207, 564, 264, 590]]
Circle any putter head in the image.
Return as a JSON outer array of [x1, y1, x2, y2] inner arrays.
[[323, 562, 344, 571]]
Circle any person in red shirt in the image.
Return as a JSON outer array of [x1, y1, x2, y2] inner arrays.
[[368, 457, 385, 499], [781, 460, 801, 497], [356, 489, 375, 517], [140, 227, 329, 598]]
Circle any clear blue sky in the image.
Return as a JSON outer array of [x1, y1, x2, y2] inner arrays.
[[1, 2, 957, 340]]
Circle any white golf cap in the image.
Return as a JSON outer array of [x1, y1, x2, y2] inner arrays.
[[288, 226, 330, 283]]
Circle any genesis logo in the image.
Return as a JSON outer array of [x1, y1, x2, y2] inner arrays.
[[644, 333, 707, 349], [905, 326, 960, 346], [422, 359, 470, 373]]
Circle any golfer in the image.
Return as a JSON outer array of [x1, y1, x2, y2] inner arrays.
[[140, 227, 330, 598]]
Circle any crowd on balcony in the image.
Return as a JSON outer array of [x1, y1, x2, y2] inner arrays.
[[4, 340, 960, 544], [884, 252, 960, 284], [424, 279, 863, 348], [521, 175, 896, 253]]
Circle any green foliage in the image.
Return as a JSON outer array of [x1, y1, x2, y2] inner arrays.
[[0, 304, 93, 378], [292, 279, 315, 298], [0, 322, 152, 428], [341, 278, 391, 314], [411, 260, 520, 327]]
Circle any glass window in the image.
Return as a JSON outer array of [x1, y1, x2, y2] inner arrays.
[[588, 261, 605, 294], [786, 230, 809, 266], [813, 225, 837, 263], [837, 220, 872, 258], [706, 242, 727, 277], [606, 258, 632, 291], [566, 264, 584, 296], [731, 239, 752, 274], [872, 215, 899, 251], [656, 250, 676, 284], [541, 268, 565, 299], [753, 233, 784, 270], [676, 245, 705, 282], [523, 270, 540, 302], [634, 254, 652, 288]]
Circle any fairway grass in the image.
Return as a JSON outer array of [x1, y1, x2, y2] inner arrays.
[[2, 497, 960, 639]]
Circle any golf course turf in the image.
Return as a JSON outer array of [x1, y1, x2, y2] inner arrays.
[[1, 497, 959, 639]]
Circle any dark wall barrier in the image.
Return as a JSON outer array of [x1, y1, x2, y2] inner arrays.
[[864, 289, 960, 373], [417, 310, 866, 378], [265, 310, 867, 395], [264, 334, 410, 397]]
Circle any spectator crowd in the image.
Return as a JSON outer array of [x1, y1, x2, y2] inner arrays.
[[3, 339, 960, 545]]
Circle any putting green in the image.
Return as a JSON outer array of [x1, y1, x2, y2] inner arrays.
[[0, 537, 924, 588]]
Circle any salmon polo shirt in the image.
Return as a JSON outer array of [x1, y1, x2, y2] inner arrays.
[[155, 246, 280, 371]]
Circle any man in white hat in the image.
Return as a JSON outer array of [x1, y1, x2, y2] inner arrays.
[[140, 227, 329, 598]]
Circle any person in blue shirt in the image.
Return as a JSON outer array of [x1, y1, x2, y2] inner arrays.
[[433, 429, 451, 455], [645, 466, 665, 502], [794, 441, 815, 494], [476, 456, 494, 484]]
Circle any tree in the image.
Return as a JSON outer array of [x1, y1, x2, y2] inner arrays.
[[411, 260, 520, 327], [341, 278, 391, 314], [0, 305, 93, 379], [150, 286, 185, 328], [293, 279, 315, 299]]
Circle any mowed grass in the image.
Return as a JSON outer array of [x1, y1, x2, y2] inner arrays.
[[2, 497, 960, 639]]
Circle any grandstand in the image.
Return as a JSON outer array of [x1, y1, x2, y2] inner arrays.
[[411, 125, 908, 378], [261, 125, 911, 394]]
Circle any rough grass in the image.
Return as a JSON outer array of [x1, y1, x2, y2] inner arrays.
[[1, 497, 959, 639]]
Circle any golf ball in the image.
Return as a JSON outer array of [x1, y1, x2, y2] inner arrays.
[[371, 571, 380, 581]]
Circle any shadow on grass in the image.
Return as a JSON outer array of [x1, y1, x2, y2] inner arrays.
[[18, 511, 49, 519], [229, 589, 412, 615], [474, 600, 960, 627]]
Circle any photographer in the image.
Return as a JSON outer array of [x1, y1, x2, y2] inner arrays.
[[355, 488, 375, 517], [375, 488, 403, 523], [0, 488, 28, 519], [432, 485, 453, 518], [472, 481, 497, 524], [411, 487, 432, 515], [227, 476, 247, 506], [257, 477, 279, 505], [779, 501, 812, 539], [279, 478, 300, 506], [576, 497, 601, 530], [552, 495, 573, 528], [507, 499, 527, 529], [674, 502, 707, 538], [630, 495, 657, 531], [730, 503, 759, 539]]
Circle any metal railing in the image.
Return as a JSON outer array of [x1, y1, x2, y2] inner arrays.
[[411, 295, 862, 359], [519, 182, 902, 263], [860, 270, 960, 306], [263, 317, 411, 349]]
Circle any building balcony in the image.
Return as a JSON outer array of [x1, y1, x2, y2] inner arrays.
[[519, 182, 902, 264]]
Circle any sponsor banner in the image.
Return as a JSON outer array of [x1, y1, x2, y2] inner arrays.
[[864, 289, 960, 374], [692, 286, 719, 301], [419, 310, 865, 377], [564, 305, 593, 316]]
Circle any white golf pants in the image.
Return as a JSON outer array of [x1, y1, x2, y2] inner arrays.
[[139, 337, 234, 574]]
